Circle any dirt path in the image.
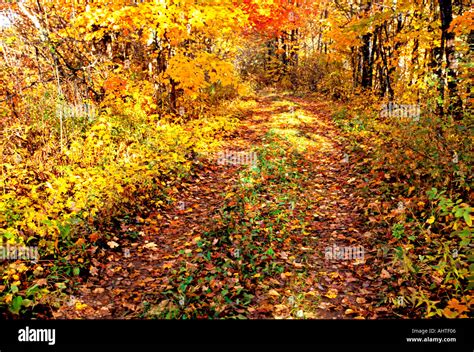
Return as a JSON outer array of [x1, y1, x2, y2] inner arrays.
[[54, 91, 388, 319]]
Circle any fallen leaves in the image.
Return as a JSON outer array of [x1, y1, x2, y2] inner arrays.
[[75, 302, 88, 310], [267, 289, 280, 298], [107, 241, 120, 249], [442, 298, 470, 318], [273, 304, 289, 313], [38, 94, 467, 322], [380, 269, 391, 279], [162, 262, 174, 269], [143, 242, 158, 250], [89, 233, 100, 242], [324, 289, 338, 299], [89, 266, 99, 276]]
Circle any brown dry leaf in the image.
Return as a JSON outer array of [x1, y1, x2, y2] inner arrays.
[[107, 241, 120, 249], [36, 278, 48, 286], [268, 289, 280, 298], [256, 303, 273, 313], [274, 304, 289, 312], [89, 266, 99, 276], [318, 301, 333, 309], [144, 242, 158, 250], [446, 298, 469, 314], [380, 269, 391, 279], [75, 238, 86, 246], [442, 308, 457, 318]]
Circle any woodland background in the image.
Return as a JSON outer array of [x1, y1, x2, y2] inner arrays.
[[0, 0, 472, 319]]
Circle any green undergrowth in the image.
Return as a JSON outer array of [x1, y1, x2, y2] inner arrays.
[[331, 95, 473, 318]]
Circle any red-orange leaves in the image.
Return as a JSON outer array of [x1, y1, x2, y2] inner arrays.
[[103, 76, 127, 93]]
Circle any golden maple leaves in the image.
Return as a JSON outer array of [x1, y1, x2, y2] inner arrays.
[[71, 0, 244, 104]]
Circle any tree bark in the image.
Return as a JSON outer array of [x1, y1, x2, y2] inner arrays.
[[439, 0, 463, 119]]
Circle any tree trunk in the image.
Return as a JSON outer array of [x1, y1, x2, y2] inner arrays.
[[439, 0, 463, 119]]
